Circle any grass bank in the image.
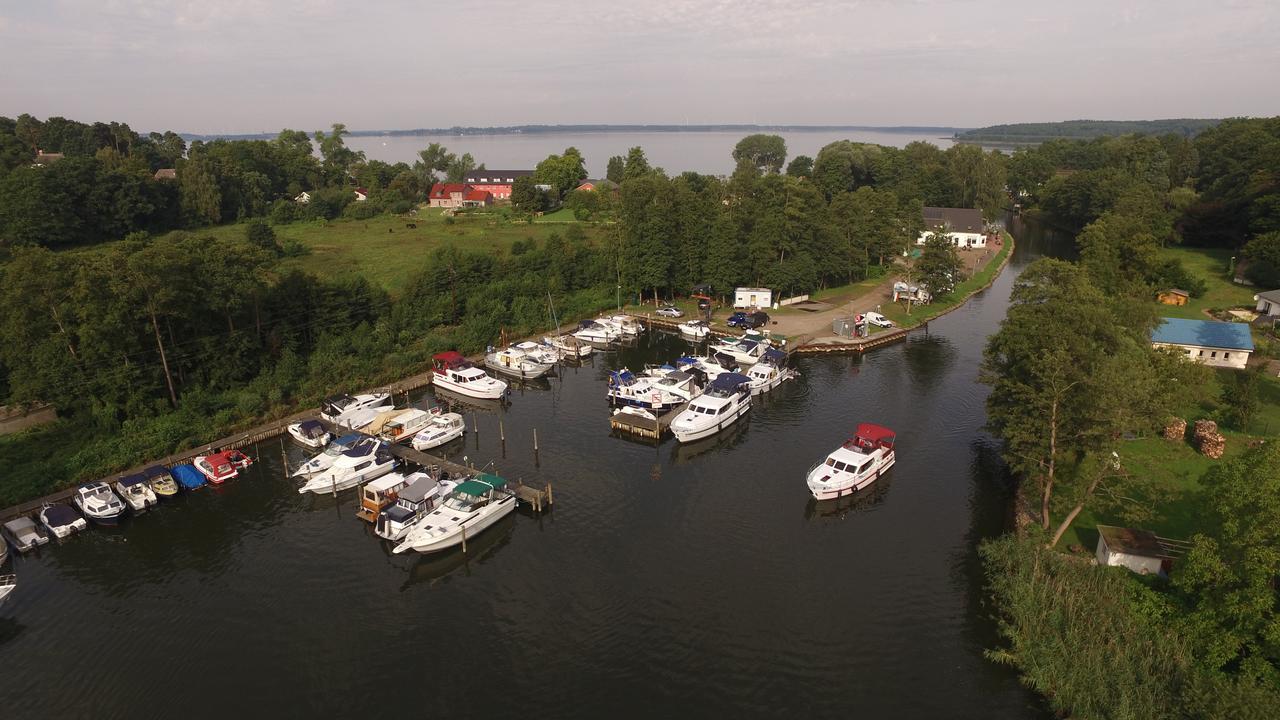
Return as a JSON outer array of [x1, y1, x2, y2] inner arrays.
[[1154, 246, 1256, 320], [880, 230, 1014, 329]]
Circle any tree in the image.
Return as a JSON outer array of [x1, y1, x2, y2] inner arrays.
[[623, 146, 651, 180], [1174, 442, 1280, 681], [178, 158, 222, 225], [915, 232, 964, 300], [811, 140, 882, 199], [1221, 364, 1264, 431], [244, 219, 281, 256], [732, 134, 787, 174], [785, 155, 814, 178], [534, 147, 587, 196], [314, 123, 364, 181], [445, 153, 479, 183], [510, 176, 544, 213], [413, 142, 452, 185], [1243, 231, 1280, 287], [606, 155, 625, 184]]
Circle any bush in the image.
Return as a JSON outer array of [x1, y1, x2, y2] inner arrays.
[[343, 200, 380, 220], [269, 199, 304, 225], [280, 238, 310, 257], [1153, 258, 1209, 298]]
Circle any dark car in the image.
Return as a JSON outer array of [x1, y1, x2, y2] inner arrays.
[[726, 311, 750, 328], [726, 311, 769, 329]]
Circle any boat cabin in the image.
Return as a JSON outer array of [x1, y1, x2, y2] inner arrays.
[[433, 351, 471, 372], [357, 472, 412, 523], [443, 474, 508, 513], [705, 372, 750, 397], [294, 420, 328, 443], [843, 423, 896, 454]]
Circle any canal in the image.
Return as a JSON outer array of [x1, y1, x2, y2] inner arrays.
[[0, 219, 1067, 718]]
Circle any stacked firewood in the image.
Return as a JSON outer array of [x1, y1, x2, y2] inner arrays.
[[1163, 417, 1187, 442], [1192, 419, 1226, 459]]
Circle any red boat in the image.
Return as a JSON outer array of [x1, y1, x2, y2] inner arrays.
[[193, 450, 253, 485]]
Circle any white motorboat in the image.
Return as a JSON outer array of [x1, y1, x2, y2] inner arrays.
[[676, 352, 740, 381], [320, 392, 391, 425], [432, 351, 509, 399], [370, 408, 435, 444], [572, 320, 618, 344], [608, 368, 688, 412], [745, 348, 796, 395], [511, 341, 561, 365], [2, 516, 50, 552], [543, 334, 592, 358], [374, 471, 459, 541], [292, 432, 365, 477], [297, 438, 395, 495], [335, 406, 383, 432], [600, 315, 643, 336], [411, 412, 466, 450], [670, 372, 753, 443], [484, 345, 556, 379], [678, 320, 711, 340], [806, 424, 897, 500], [392, 474, 517, 554], [287, 420, 331, 448], [39, 503, 88, 539], [708, 337, 769, 365], [649, 370, 702, 403], [0, 574, 14, 606], [73, 482, 127, 525], [115, 474, 159, 513]]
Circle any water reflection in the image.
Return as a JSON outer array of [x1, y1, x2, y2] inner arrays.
[[431, 387, 510, 414], [668, 417, 752, 465], [394, 514, 516, 591], [901, 333, 958, 391], [803, 476, 894, 521]]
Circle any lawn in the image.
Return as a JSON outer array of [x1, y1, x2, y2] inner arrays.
[[178, 210, 607, 296], [1153, 246, 1257, 320], [879, 231, 1014, 329]]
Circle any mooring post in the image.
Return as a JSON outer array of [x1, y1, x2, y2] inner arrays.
[[546, 482, 553, 506], [461, 522, 467, 554], [279, 436, 288, 479], [533, 427, 539, 467]]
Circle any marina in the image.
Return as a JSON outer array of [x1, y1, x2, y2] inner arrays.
[[0, 222, 1056, 718]]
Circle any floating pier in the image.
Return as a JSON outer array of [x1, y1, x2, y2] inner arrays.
[[609, 402, 687, 442]]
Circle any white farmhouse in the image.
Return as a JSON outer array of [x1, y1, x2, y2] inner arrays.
[[917, 207, 987, 248]]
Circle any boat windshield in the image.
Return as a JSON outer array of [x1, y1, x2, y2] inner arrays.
[[444, 494, 481, 512]]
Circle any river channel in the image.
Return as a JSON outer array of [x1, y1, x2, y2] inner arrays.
[[0, 219, 1066, 718]]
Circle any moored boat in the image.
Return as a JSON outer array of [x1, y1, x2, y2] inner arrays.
[[296, 438, 395, 495], [599, 314, 643, 337], [39, 503, 88, 539], [484, 345, 556, 379], [670, 372, 752, 443], [572, 320, 617, 344], [392, 473, 517, 554], [287, 420, 331, 449], [2, 516, 50, 552], [369, 408, 435, 444], [678, 319, 711, 340], [143, 465, 180, 498], [355, 471, 414, 523], [745, 348, 796, 395], [708, 337, 768, 365], [115, 474, 159, 513], [171, 464, 207, 490], [0, 574, 14, 606], [375, 471, 459, 542], [432, 351, 509, 400], [608, 368, 687, 412], [193, 449, 252, 485], [806, 424, 897, 500], [73, 482, 127, 525], [320, 392, 392, 425], [292, 433, 365, 477], [410, 412, 466, 451], [543, 334, 592, 358]]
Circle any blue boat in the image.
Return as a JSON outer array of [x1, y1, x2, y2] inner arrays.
[[172, 464, 207, 490]]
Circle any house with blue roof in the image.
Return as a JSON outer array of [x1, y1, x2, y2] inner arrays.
[[1151, 317, 1254, 369]]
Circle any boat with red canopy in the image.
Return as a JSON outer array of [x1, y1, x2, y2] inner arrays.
[[805, 424, 896, 500], [193, 449, 254, 485]]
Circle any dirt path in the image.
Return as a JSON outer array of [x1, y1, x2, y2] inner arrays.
[[768, 274, 901, 339]]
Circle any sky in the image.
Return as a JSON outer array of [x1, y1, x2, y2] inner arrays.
[[1, 0, 1277, 135]]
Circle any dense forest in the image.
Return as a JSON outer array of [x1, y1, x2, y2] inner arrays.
[[979, 116, 1280, 715], [956, 118, 1221, 144]]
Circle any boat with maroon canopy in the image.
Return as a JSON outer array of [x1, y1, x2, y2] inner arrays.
[[805, 424, 897, 500]]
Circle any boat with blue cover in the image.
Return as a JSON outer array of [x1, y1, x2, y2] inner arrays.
[[172, 464, 207, 490]]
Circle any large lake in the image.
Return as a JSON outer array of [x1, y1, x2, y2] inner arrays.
[[345, 129, 956, 177], [0, 219, 1068, 718]]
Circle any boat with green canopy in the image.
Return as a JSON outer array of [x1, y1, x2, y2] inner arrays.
[[392, 473, 516, 555]]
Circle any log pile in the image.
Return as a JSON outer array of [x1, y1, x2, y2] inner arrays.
[[1163, 417, 1187, 442], [1192, 419, 1226, 459]]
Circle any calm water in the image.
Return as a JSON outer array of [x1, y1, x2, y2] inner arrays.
[[345, 129, 956, 178], [0, 219, 1065, 719]]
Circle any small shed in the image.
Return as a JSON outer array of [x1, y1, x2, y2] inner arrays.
[[1157, 288, 1189, 306], [734, 287, 772, 309], [1254, 289, 1280, 317], [1095, 525, 1172, 576]]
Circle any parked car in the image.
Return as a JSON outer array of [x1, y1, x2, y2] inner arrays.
[[863, 312, 893, 328], [656, 305, 684, 318], [728, 311, 769, 329]]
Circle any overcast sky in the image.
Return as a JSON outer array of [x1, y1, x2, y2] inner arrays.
[[1, 0, 1277, 134]]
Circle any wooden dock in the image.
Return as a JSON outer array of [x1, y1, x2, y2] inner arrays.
[[609, 402, 686, 442], [317, 418, 553, 513]]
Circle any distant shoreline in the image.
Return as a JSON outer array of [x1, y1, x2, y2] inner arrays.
[[182, 124, 972, 142]]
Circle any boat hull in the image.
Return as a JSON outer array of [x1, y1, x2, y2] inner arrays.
[[484, 357, 555, 380], [394, 495, 517, 554], [298, 462, 394, 495], [411, 429, 464, 451], [672, 399, 751, 443], [432, 374, 507, 400], [287, 425, 331, 448], [807, 455, 895, 500]]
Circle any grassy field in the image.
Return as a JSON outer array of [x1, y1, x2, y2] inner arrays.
[[880, 231, 1014, 329], [1153, 246, 1256, 319], [180, 210, 606, 296]]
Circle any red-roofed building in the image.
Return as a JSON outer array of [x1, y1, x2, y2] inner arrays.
[[429, 183, 493, 208]]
